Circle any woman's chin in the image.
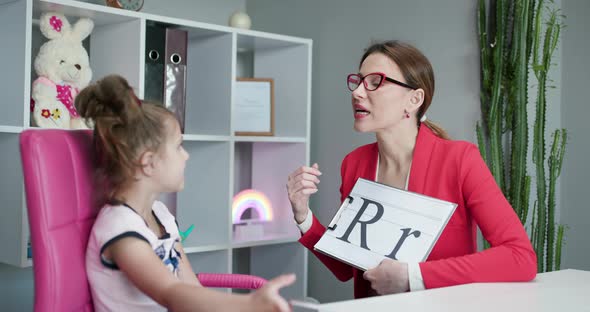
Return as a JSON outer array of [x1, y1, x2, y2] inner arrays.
[[353, 123, 372, 133]]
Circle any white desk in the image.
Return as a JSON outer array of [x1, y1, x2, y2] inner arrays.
[[294, 269, 590, 312]]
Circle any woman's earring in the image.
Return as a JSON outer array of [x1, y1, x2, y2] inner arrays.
[[404, 111, 410, 119]]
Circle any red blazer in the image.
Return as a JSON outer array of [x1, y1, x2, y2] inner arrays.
[[299, 125, 537, 298]]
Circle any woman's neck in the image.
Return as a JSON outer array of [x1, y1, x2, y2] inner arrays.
[[376, 124, 418, 169]]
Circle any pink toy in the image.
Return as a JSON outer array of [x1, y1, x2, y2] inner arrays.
[[31, 13, 93, 129]]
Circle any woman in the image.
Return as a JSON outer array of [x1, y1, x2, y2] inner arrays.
[[286, 40, 536, 299]]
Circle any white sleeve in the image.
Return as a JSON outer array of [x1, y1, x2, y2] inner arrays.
[[408, 262, 426, 291], [295, 209, 314, 234], [91, 206, 151, 269], [93, 206, 150, 248]]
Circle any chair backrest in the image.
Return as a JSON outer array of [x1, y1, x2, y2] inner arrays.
[[20, 129, 96, 312]]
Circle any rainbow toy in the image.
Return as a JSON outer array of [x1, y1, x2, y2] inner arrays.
[[232, 189, 273, 224]]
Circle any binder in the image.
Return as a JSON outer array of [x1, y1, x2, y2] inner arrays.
[[163, 28, 188, 133], [144, 23, 165, 103]]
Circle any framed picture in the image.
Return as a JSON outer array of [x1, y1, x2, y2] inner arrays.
[[234, 78, 274, 136]]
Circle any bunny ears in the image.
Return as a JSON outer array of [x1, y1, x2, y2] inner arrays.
[[39, 12, 94, 41]]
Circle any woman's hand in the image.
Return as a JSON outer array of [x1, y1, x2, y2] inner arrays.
[[363, 259, 410, 295], [249, 274, 296, 312], [286, 163, 322, 223]]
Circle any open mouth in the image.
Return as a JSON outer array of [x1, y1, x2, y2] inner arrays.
[[354, 104, 370, 118]]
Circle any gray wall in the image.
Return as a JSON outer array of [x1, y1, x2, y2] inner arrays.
[[561, 0, 590, 271], [0, 2, 245, 311], [247, 0, 481, 303]]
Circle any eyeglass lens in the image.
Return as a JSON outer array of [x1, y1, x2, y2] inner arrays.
[[347, 73, 383, 91]]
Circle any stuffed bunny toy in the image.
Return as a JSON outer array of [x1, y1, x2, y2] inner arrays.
[[31, 12, 93, 129]]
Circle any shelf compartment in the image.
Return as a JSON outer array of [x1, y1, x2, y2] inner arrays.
[[32, 0, 144, 90], [233, 243, 306, 300], [1, 0, 30, 127], [232, 142, 305, 246], [177, 141, 231, 248], [188, 249, 230, 274], [0, 133, 28, 267], [235, 34, 311, 138], [169, 23, 233, 136]]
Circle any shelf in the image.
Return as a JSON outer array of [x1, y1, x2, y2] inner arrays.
[[236, 31, 311, 52], [232, 233, 299, 249], [0, 126, 24, 134], [232, 136, 306, 143], [184, 244, 230, 254], [2, 6, 312, 304], [183, 134, 230, 142], [183, 135, 307, 143]]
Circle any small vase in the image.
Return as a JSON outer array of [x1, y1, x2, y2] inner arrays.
[[228, 11, 252, 29]]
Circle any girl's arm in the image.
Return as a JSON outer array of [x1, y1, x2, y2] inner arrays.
[[107, 237, 293, 312], [175, 242, 201, 286]]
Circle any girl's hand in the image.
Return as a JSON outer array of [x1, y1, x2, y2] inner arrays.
[[286, 163, 322, 223], [250, 274, 296, 312]]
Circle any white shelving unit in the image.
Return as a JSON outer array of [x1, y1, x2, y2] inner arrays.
[[0, 0, 311, 300]]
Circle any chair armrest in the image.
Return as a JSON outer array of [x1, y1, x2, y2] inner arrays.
[[197, 273, 267, 290]]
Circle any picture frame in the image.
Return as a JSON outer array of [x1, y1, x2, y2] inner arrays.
[[234, 77, 275, 136]]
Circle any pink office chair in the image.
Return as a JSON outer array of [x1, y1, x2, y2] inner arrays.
[[20, 129, 266, 312]]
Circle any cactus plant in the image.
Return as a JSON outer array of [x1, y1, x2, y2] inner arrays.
[[476, 0, 567, 272]]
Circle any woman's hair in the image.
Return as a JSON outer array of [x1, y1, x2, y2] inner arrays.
[[360, 40, 450, 140], [75, 74, 176, 204]]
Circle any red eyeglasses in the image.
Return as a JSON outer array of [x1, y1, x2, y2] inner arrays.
[[347, 72, 417, 91]]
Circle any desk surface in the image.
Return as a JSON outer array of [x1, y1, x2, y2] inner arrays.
[[297, 269, 590, 312]]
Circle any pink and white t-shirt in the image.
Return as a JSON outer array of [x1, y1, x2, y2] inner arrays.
[[86, 201, 181, 312]]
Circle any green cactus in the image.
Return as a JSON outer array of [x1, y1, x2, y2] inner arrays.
[[477, 0, 567, 273]]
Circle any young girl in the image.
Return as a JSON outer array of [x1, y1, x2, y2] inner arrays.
[[80, 75, 295, 312]]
